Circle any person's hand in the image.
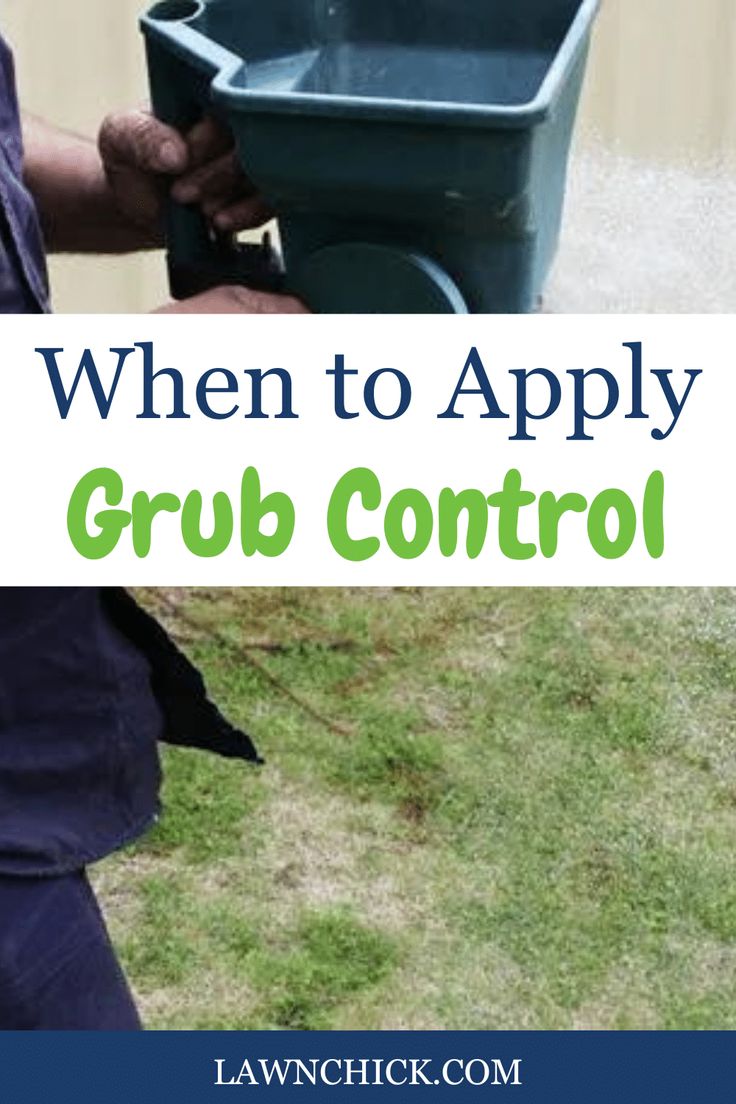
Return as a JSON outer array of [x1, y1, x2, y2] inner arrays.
[[154, 286, 308, 314], [98, 110, 271, 243]]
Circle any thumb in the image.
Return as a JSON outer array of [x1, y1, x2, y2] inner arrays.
[[99, 110, 189, 175]]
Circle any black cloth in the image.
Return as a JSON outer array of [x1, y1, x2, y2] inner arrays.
[[0, 870, 142, 1029], [101, 588, 262, 764], [0, 588, 260, 877]]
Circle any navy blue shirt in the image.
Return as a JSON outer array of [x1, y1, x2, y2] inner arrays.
[[0, 589, 164, 876], [0, 37, 260, 876], [0, 33, 49, 313]]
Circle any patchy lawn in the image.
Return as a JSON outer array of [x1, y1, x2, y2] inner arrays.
[[93, 588, 736, 1029]]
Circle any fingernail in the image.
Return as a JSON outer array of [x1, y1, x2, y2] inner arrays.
[[159, 140, 184, 172], [172, 183, 198, 204]]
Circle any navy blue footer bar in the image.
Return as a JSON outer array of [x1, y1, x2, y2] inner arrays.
[[0, 1031, 733, 1103]]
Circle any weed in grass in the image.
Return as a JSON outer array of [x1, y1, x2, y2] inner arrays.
[[248, 908, 399, 1029], [324, 709, 447, 820]]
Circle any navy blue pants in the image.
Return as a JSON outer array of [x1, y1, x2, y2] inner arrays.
[[0, 871, 141, 1030]]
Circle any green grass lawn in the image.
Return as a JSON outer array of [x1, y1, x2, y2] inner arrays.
[[93, 588, 736, 1029]]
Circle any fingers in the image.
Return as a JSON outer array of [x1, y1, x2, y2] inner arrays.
[[100, 108, 272, 233], [171, 148, 273, 231], [154, 286, 309, 315], [212, 196, 273, 232], [185, 116, 233, 168], [247, 291, 308, 313], [99, 111, 235, 180], [170, 150, 243, 206], [99, 110, 189, 175]]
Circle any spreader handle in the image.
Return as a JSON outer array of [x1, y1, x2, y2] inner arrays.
[[145, 39, 284, 300]]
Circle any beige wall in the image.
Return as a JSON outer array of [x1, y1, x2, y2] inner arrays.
[[3, 0, 736, 312], [4, 0, 166, 312], [579, 0, 736, 166]]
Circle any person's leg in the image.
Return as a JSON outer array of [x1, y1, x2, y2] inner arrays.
[[0, 869, 142, 1030]]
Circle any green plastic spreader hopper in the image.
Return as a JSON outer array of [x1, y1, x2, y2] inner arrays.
[[141, 0, 600, 313]]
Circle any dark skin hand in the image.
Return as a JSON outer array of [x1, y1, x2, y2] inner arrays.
[[154, 286, 307, 314], [23, 109, 306, 314], [98, 112, 273, 243]]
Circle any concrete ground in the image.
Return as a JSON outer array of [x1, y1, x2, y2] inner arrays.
[[548, 146, 736, 313]]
